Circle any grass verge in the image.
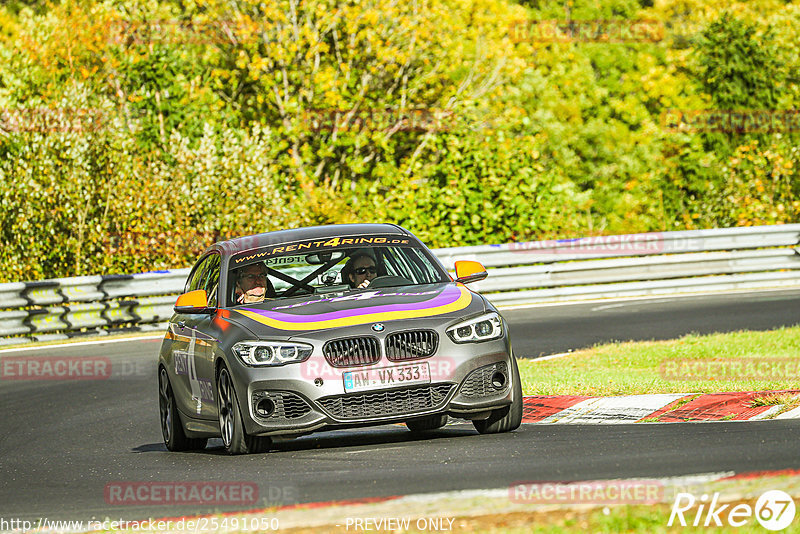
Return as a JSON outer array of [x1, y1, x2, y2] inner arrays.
[[748, 392, 800, 407], [143, 470, 800, 534], [517, 326, 800, 396]]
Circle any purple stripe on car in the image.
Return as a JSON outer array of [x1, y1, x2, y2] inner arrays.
[[241, 286, 459, 324]]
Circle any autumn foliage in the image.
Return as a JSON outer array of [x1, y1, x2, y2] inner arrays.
[[0, 0, 798, 282]]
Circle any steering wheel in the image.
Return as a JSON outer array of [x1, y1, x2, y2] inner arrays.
[[367, 275, 413, 289]]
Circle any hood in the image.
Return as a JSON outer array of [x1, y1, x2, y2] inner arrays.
[[228, 283, 483, 334]]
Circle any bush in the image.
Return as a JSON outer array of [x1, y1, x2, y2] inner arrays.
[[0, 0, 798, 283]]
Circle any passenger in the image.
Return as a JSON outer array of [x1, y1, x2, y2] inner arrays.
[[342, 252, 378, 289], [234, 263, 273, 304]]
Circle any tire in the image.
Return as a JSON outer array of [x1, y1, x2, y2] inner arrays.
[[159, 367, 208, 451], [406, 414, 448, 432], [472, 355, 523, 434], [216, 365, 271, 455]]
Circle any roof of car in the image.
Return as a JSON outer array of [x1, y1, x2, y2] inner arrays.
[[214, 223, 413, 255]]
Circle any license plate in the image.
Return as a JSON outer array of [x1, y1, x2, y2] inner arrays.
[[343, 363, 431, 393]]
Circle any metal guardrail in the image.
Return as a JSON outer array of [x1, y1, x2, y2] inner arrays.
[[0, 270, 189, 308], [0, 271, 189, 343], [433, 225, 800, 267], [1, 225, 799, 344]]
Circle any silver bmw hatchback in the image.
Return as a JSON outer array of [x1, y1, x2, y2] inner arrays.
[[158, 224, 522, 454]]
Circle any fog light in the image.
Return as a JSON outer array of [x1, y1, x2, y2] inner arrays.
[[490, 371, 507, 389], [255, 397, 275, 417]]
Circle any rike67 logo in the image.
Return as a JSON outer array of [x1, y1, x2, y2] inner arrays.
[[669, 490, 796, 531]]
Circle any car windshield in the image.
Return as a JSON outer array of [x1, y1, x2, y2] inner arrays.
[[228, 241, 449, 305]]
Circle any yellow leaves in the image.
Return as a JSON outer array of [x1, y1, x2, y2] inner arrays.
[[234, 52, 250, 70], [364, 9, 380, 26], [251, 56, 270, 71]]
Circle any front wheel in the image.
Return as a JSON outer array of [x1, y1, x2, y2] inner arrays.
[[159, 367, 207, 451], [216, 365, 271, 454], [472, 356, 523, 434]]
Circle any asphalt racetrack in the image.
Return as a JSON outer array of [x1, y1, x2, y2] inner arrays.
[[505, 288, 800, 357], [1, 289, 799, 521]]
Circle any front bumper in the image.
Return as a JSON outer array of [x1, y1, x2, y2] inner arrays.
[[234, 342, 515, 437]]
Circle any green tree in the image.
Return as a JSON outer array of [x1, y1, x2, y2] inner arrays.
[[692, 12, 787, 152]]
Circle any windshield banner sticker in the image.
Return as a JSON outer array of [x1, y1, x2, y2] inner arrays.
[[233, 235, 411, 264]]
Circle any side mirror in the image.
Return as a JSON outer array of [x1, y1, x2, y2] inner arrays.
[[174, 289, 213, 314], [454, 260, 488, 284]]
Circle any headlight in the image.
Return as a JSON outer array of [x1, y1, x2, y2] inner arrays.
[[232, 341, 313, 366], [446, 312, 504, 343]]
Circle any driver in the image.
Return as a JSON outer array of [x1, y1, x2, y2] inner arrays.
[[234, 263, 273, 304], [343, 252, 378, 289]]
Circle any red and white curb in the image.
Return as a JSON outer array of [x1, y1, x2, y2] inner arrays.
[[521, 390, 800, 424]]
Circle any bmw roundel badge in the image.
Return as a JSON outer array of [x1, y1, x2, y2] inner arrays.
[[372, 323, 385, 332]]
